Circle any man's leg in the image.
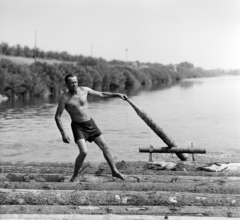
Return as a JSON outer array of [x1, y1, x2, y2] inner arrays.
[[93, 135, 125, 180], [70, 139, 88, 182]]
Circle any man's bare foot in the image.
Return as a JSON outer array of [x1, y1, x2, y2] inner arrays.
[[112, 171, 126, 180], [69, 176, 79, 182]]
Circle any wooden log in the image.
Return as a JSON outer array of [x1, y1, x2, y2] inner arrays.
[[1, 189, 240, 206], [0, 161, 184, 169], [0, 174, 65, 182], [0, 161, 75, 168], [0, 161, 232, 172], [139, 146, 206, 154], [2, 154, 240, 167], [0, 214, 238, 220], [1, 178, 240, 194], [1, 167, 240, 177], [126, 99, 188, 161], [0, 205, 240, 217], [2, 173, 240, 183], [0, 173, 66, 182], [1, 161, 240, 176]]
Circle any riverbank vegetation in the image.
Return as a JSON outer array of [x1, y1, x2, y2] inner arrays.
[[0, 42, 238, 99]]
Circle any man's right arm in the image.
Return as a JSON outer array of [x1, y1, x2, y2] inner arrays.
[[55, 96, 71, 143]]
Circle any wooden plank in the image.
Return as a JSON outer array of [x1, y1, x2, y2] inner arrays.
[[139, 147, 206, 154], [1, 189, 240, 206], [0, 205, 239, 217], [1, 177, 240, 194]]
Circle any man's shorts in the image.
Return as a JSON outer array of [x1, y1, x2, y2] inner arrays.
[[71, 118, 102, 143]]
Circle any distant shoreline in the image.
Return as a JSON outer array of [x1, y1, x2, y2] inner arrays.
[[1, 54, 239, 99]]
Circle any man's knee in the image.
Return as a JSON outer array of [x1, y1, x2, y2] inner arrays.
[[76, 140, 88, 156], [80, 148, 88, 156], [100, 143, 109, 153]]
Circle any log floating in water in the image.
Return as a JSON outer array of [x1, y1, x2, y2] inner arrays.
[[0, 161, 234, 170], [139, 146, 206, 154], [0, 205, 240, 217], [2, 173, 240, 183], [1, 178, 240, 194], [126, 99, 188, 161], [2, 152, 239, 167], [0, 161, 75, 167], [0, 173, 65, 182], [1, 162, 240, 218], [2, 161, 240, 176], [1, 189, 240, 206], [0, 214, 239, 220]]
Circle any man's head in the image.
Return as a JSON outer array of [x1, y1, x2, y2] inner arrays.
[[65, 74, 76, 83], [65, 74, 78, 92]]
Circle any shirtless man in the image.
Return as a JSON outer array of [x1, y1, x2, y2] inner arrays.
[[55, 73, 127, 182]]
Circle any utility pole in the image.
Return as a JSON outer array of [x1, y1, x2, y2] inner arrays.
[[34, 30, 37, 64], [91, 44, 93, 57], [126, 49, 128, 63]]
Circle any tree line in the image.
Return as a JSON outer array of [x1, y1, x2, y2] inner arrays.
[[0, 42, 82, 62], [0, 43, 232, 99]]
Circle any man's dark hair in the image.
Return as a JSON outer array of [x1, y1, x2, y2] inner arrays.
[[65, 74, 76, 83]]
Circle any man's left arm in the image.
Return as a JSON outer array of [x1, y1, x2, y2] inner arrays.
[[85, 87, 128, 100]]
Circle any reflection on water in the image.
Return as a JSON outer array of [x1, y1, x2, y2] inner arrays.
[[179, 79, 203, 89], [0, 75, 240, 163]]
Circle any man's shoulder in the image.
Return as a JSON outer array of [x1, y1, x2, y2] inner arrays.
[[79, 86, 92, 93], [59, 91, 71, 102], [79, 86, 90, 90]]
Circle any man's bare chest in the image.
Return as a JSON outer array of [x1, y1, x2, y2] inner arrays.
[[66, 93, 88, 110]]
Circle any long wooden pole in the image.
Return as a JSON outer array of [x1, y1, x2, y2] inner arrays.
[[126, 99, 188, 161]]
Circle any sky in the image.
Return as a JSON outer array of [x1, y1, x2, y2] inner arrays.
[[0, 0, 240, 70]]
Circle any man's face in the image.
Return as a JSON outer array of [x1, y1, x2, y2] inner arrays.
[[66, 76, 78, 91]]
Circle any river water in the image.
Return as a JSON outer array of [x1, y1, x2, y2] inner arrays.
[[0, 75, 240, 163]]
